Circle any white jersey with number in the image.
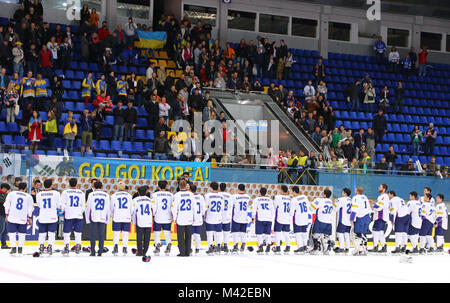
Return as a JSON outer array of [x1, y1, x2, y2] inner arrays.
[[421, 202, 436, 223], [253, 196, 275, 222], [193, 194, 206, 226], [132, 196, 153, 228], [4, 191, 34, 225], [86, 191, 111, 224], [389, 196, 409, 218], [232, 194, 252, 224], [311, 198, 335, 224], [407, 200, 423, 229], [350, 195, 371, 221], [61, 189, 86, 220], [110, 191, 133, 223], [335, 197, 352, 226], [151, 191, 174, 224], [204, 192, 223, 225], [220, 192, 233, 224], [172, 190, 195, 225], [290, 195, 311, 226], [36, 190, 61, 224], [274, 194, 291, 225], [436, 203, 448, 230], [373, 193, 390, 221]]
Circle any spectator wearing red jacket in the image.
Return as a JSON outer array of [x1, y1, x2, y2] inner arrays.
[[418, 45, 428, 77], [39, 44, 52, 80], [98, 21, 110, 41]]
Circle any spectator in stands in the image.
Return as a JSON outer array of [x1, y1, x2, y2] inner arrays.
[[393, 81, 404, 114], [423, 123, 437, 156], [185, 131, 202, 162], [317, 81, 328, 101], [93, 104, 105, 141], [80, 4, 90, 27], [82, 72, 95, 105], [4, 82, 19, 123], [113, 100, 125, 142], [39, 44, 52, 79], [402, 54, 412, 79], [116, 74, 128, 104], [63, 111, 77, 155], [327, 156, 343, 172], [346, 80, 361, 112], [154, 117, 168, 138], [45, 109, 57, 148], [21, 70, 35, 107], [427, 156, 439, 176], [144, 94, 160, 130], [311, 127, 322, 146], [123, 17, 138, 48], [188, 88, 203, 118], [372, 109, 387, 144], [20, 103, 33, 137], [408, 47, 417, 73], [363, 82, 376, 112], [81, 32, 89, 61], [366, 128, 376, 159], [276, 57, 285, 81], [379, 85, 389, 111], [354, 128, 366, 159], [388, 47, 400, 72], [153, 131, 169, 161], [320, 130, 332, 159], [80, 109, 93, 155], [98, 21, 110, 41], [46, 96, 62, 122], [385, 145, 398, 174], [303, 80, 315, 103], [124, 101, 137, 143], [90, 8, 99, 29], [373, 35, 386, 64], [375, 157, 388, 174], [342, 138, 355, 162], [12, 41, 24, 78], [25, 43, 39, 76], [359, 151, 373, 172], [158, 96, 171, 124], [202, 100, 216, 123], [411, 125, 423, 156], [399, 158, 415, 175], [28, 109, 43, 153], [283, 52, 295, 80], [34, 73, 48, 110], [418, 45, 428, 77], [312, 57, 326, 86], [0, 68, 8, 104]]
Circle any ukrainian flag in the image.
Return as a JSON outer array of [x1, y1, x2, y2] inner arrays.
[[137, 31, 167, 49]]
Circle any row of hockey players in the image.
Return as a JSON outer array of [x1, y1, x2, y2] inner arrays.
[[3, 178, 448, 256]]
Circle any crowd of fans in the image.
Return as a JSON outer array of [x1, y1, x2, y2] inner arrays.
[[0, 1, 447, 182]]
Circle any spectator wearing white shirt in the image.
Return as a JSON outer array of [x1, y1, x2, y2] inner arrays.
[[303, 80, 315, 102], [158, 96, 171, 124], [388, 47, 400, 73]]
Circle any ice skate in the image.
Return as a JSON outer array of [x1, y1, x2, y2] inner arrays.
[[123, 247, 128, 255], [153, 244, 161, 255], [112, 244, 119, 255], [222, 244, 229, 253], [284, 246, 290, 254], [272, 246, 281, 254], [378, 245, 387, 253], [9, 247, 17, 256], [391, 246, 402, 254], [240, 243, 245, 253], [63, 245, 70, 256], [75, 244, 81, 254], [215, 245, 221, 255], [206, 245, 215, 255], [164, 243, 172, 255], [231, 244, 239, 253], [256, 245, 264, 254], [17, 247, 23, 256], [47, 245, 53, 256]]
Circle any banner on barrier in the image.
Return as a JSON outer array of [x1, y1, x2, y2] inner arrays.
[[23, 155, 211, 181]]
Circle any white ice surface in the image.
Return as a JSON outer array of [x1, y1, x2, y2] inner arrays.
[[0, 246, 449, 283]]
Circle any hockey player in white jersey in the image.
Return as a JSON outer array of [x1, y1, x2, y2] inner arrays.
[[272, 185, 291, 254], [334, 188, 352, 253], [289, 186, 311, 254], [220, 183, 233, 253], [4, 182, 33, 256], [231, 184, 252, 253], [36, 179, 61, 255], [132, 186, 153, 257], [204, 182, 224, 255], [389, 190, 410, 253], [253, 187, 275, 254], [419, 193, 436, 253], [369, 184, 390, 253], [85, 181, 111, 257], [191, 184, 206, 254], [419, 187, 435, 206], [406, 191, 422, 254], [309, 189, 335, 254], [61, 178, 86, 255], [152, 180, 174, 255], [350, 187, 371, 256], [434, 194, 447, 252], [110, 182, 133, 255]]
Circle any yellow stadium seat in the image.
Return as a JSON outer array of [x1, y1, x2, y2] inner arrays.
[[167, 131, 176, 139], [149, 59, 158, 65], [211, 158, 218, 168], [167, 60, 176, 68], [158, 60, 167, 67], [263, 86, 269, 93], [159, 51, 168, 59], [175, 70, 183, 78]]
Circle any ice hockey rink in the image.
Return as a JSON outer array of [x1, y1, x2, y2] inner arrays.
[[1, 244, 449, 283]]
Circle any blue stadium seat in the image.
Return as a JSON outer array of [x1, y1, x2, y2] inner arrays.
[[122, 141, 133, 152], [72, 152, 83, 157], [110, 141, 122, 151], [14, 136, 26, 146], [34, 150, 46, 155], [75, 103, 86, 112], [47, 150, 58, 156], [98, 140, 110, 151], [96, 153, 106, 158], [7, 123, 19, 133], [65, 102, 75, 111], [131, 154, 141, 159], [2, 135, 13, 145], [147, 130, 154, 140], [105, 116, 114, 126], [74, 71, 85, 80], [144, 142, 154, 151], [134, 142, 145, 153], [107, 153, 118, 158], [120, 153, 130, 159], [136, 129, 146, 140]]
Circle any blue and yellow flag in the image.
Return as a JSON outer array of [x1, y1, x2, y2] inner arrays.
[[137, 31, 167, 49]]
